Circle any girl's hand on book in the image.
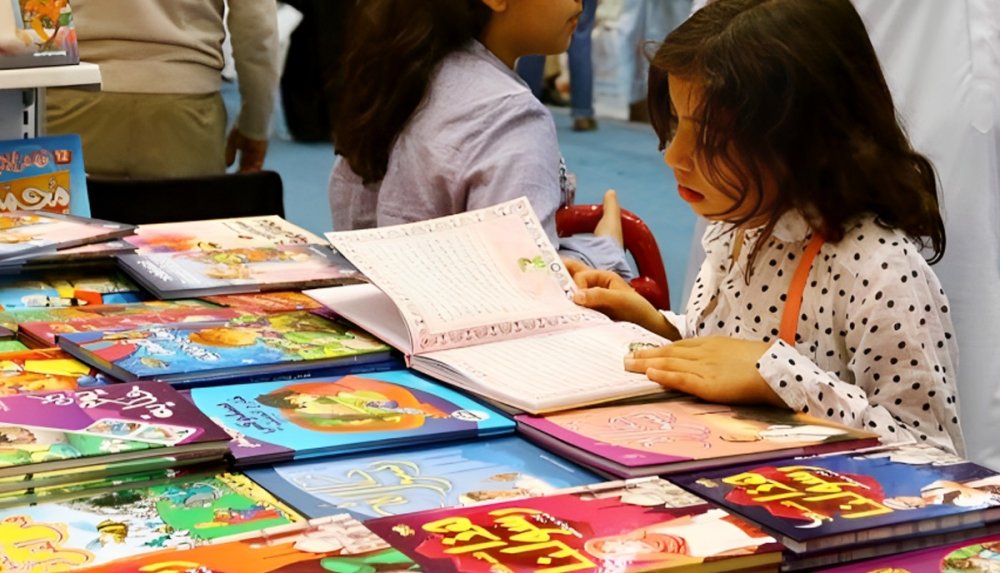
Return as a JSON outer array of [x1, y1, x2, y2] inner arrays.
[[624, 336, 788, 407], [567, 259, 677, 339]]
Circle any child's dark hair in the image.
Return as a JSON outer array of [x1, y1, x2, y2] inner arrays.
[[333, 0, 493, 183], [647, 0, 945, 264]]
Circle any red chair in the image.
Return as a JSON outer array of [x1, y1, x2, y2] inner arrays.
[[556, 204, 670, 310]]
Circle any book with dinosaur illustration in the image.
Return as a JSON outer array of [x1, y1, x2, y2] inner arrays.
[[0, 472, 301, 571], [188, 369, 516, 467], [245, 434, 601, 520], [57, 310, 394, 388], [366, 477, 784, 573], [0, 381, 230, 482], [515, 397, 881, 478]]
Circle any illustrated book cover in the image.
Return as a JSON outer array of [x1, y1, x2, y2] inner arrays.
[[0, 0, 79, 69], [187, 369, 516, 466], [0, 135, 87, 215], [311, 197, 671, 415], [200, 290, 325, 314], [366, 476, 784, 573], [0, 210, 133, 262], [516, 397, 881, 478], [75, 513, 419, 573], [0, 346, 114, 396], [0, 472, 302, 571], [245, 434, 601, 520], [57, 310, 394, 388], [669, 444, 1000, 555], [0, 381, 231, 481], [0, 238, 136, 273], [814, 531, 1000, 573], [0, 298, 214, 331], [122, 214, 326, 253]]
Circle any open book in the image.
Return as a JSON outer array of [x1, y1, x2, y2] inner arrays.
[[307, 197, 670, 415]]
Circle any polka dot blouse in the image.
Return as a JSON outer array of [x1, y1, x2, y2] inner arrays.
[[663, 210, 966, 456]]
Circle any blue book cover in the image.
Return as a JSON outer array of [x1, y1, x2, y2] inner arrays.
[[245, 434, 601, 520], [670, 444, 1000, 554], [0, 134, 88, 215], [188, 369, 515, 466]]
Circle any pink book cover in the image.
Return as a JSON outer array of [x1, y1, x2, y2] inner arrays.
[[366, 478, 783, 572], [816, 532, 1000, 572]]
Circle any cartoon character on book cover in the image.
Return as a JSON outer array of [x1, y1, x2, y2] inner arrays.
[[0, 473, 300, 571], [366, 478, 780, 573]]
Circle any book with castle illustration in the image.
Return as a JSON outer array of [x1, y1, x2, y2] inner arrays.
[[516, 397, 881, 478], [245, 434, 601, 520], [0, 471, 302, 571], [116, 215, 365, 299], [0, 135, 88, 215], [0, 210, 134, 262], [366, 476, 784, 573], [56, 310, 394, 388], [309, 197, 671, 415], [68, 513, 418, 573], [0, 381, 231, 484], [669, 444, 1000, 556], [187, 369, 516, 467]]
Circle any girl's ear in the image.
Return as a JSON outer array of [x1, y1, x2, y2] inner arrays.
[[480, 0, 508, 13]]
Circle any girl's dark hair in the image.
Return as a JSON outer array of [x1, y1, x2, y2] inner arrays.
[[333, 0, 493, 183], [647, 0, 945, 264]]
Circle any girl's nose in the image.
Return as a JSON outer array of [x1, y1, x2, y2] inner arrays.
[[663, 135, 693, 173]]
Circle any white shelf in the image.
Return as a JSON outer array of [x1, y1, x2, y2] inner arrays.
[[0, 61, 101, 91]]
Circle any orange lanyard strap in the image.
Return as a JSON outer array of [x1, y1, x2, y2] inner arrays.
[[779, 232, 825, 346]]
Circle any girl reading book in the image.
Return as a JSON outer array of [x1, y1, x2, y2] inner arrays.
[[568, 0, 965, 455]]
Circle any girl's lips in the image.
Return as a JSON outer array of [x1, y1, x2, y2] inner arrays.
[[678, 185, 705, 203]]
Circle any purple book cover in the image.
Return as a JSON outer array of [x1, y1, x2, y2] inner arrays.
[[816, 532, 1000, 572], [670, 445, 1000, 552]]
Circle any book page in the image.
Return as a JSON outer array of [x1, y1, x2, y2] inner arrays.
[[415, 322, 670, 413], [326, 198, 606, 354]]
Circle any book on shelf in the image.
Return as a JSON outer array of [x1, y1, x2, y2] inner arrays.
[[187, 369, 516, 467], [17, 304, 245, 347], [0, 381, 231, 483], [245, 434, 601, 520], [516, 397, 881, 478], [0, 134, 86, 214], [668, 443, 1000, 556], [812, 531, 1000, 572], [0, 471, 302, 571], [56, 309, 395, 388], [366, 476, 784, 573], [116, 215, 364, 299], [309, 196, 671, 415], [0, 210, 134, 262], [0, 0, 79, 69], [0, 347, 114, 396], [75, 513, 418, 573]]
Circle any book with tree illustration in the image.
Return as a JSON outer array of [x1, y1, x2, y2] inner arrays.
[[57, 310, 395, 388], [0, 347, 114, 396], [366, 476, 784, 573], [516, 397, 881, 478], [0, 210, 133, 262], [0, 381, 231, 483], [0, 0, 78, 69], [310, 197, 671, 415], [72, 513, 419, 573], [669, 444, 1000, 556], [245, 434, 601, 520], [116, 215, 364, 299], [0, 472, 301, 571], [187, 369, 516, 467]]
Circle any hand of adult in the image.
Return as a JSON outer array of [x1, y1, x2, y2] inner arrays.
[[226, 128, 269, 172]]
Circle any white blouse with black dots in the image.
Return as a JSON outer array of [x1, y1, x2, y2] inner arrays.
[[663, 210, 966, 456]]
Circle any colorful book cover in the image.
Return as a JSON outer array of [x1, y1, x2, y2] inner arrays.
[[0, 0, 79, 69], [0, 298, 215, 331], [124, 215, 325, 252], [0, 381, 231, 478], [77, 513, 419, 573], [18, 305, 245, 347], [0, 472, 301, 571], [669, 444, 1000, 554], [189, 370, 516, 466], [814, 532, 1000, 572], [516, 398, 881, 478], [201, 290, 325, 314], [58, 310, 394, 387], [246, 435, 601, 520], [0, 238, 136, 271], [0, 338, 25, 351], [0, 210, 132, 261], [366, 477, 783, 573], [0, 140, 88, 217], [0, 347, 112, 396]]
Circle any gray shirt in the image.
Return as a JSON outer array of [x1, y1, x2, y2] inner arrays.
[[329, 41, 630, 276]]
